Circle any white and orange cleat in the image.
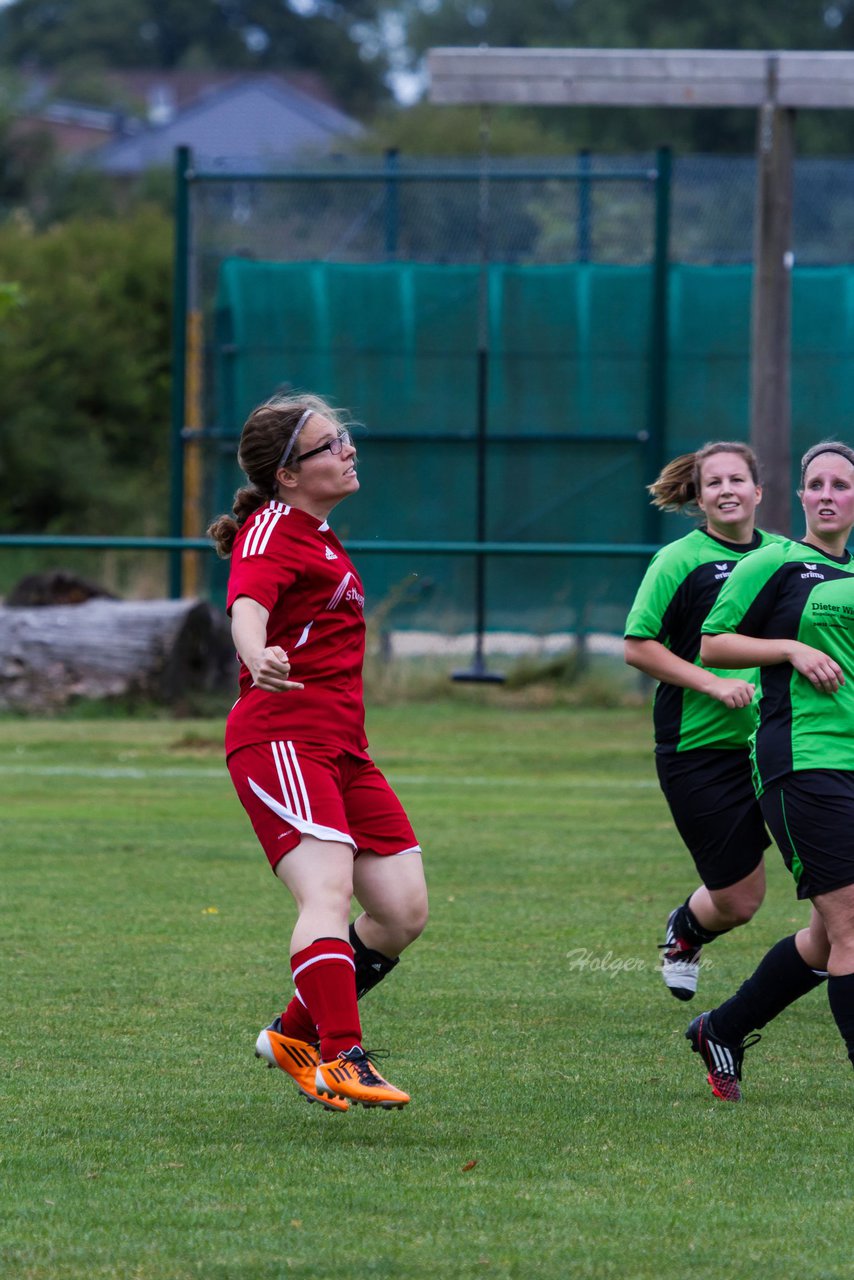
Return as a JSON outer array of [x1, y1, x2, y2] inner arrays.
[[316, 1046, 410, 1110], [255, 1019, 349, 1112]]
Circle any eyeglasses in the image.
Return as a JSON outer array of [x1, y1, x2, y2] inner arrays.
[[292, 428, 354, 464]]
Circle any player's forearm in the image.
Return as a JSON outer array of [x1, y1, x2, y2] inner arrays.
[[230, 596, 271, 668], [700, 632, 792, 669], [623, 637, 720, 695]]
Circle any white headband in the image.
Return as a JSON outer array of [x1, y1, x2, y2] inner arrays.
[[278, 408, 314, 469]]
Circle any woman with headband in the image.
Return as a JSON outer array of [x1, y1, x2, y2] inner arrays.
[[687, 441, 854, 1100], [209, 393, 427, 1113]]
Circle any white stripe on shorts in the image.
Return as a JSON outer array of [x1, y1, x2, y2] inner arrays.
[[246, 777, 355, 850], [275, 740, 313, 822], [271, 740, 302, 820]]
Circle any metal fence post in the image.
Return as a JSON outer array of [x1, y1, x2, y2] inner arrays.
[[644, 146, 671, 546], [384, 148, 400, 259], [169, 145, 192, 599], [578, 148, 591, 262]]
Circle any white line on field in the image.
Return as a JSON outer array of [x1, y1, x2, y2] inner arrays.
[[0, 763, 655, 788], [390, 775, 656, 788], [0, 764, 225, 779]]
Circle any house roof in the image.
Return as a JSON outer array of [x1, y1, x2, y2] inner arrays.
[[88, 75, 364, 174]]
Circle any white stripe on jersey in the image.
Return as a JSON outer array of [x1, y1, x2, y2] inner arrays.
[[243, 502, 288, 558], [326, 571, 352, 610], [294, 622, 313, 649]]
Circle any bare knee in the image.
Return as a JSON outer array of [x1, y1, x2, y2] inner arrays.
[[383, 898, 429, 950], [357, 895, 428, 955], [291, 875, 352, 916], [709, 885, 764, 928], [399, 899, 429, 946]]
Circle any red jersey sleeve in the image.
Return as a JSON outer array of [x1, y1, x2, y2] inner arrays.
[[226, 505, 301, 614]]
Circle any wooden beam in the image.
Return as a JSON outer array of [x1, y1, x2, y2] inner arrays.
[[428, 47, 854, 110], [777, 52, 854, 108], [750, 106, 795, 534]]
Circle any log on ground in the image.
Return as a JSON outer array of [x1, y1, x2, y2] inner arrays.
[[0, 598, 235, 711]]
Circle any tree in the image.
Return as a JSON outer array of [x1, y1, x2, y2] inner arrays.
[[392, 0, 854, 62], [0, 0, 390, 117], [377, 0, 854, 153], [0, 281, 23, 320], [0, 208, 173, 536], [364, 100, 571, 156]]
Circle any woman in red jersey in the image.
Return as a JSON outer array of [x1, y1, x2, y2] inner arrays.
[[208, 393, 427, 1112]]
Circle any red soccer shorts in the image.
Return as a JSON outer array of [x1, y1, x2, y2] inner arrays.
[[227, 740, 421, 870]]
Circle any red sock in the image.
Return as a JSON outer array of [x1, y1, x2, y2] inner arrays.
[[278, 993, 318, 1046], [291, 937, 362, 1062]]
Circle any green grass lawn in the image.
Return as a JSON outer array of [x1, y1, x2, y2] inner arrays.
[[2, 703, 851, 1280]]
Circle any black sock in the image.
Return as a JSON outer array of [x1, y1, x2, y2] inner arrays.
[[673, 897, 729, 947], [827, 972, 854, 1069], [710, 934, 827, 1045], [349, 921, 399, 999]]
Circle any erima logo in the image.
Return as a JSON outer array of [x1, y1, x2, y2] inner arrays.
[[801, 562, 825, 580], [714, 562, 731, 580], [325, 546, 338, 560]]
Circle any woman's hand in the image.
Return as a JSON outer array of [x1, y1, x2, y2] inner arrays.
[[788, 642, 845, 694], [231, 597, 304, 692], [708, 676, 755, 708], [248, 646, 304, 693]]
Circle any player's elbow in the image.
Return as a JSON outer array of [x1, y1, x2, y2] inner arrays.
[[623, 637, 645, 670], [699, 633, 722, 667]]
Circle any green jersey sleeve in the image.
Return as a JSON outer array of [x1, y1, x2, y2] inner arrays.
[[701, 541, 787, 638], [624, 541, 689, 640]]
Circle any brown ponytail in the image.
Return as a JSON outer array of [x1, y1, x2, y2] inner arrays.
[[648, 441, 760, 514]]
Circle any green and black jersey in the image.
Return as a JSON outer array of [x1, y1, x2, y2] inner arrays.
[[702, 538, 854, 795], [625, 527, 778, 754]]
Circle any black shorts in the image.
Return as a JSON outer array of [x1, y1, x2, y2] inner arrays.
[[655, 747, 770, 891], [760, 769, 854, 900]]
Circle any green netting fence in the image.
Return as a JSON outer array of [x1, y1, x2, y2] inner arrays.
[[207, 257, 854, 634]]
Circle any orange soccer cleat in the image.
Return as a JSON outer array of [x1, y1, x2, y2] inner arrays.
[[255, 1019, 349, 1113], [315, 1046, 410, 1110]]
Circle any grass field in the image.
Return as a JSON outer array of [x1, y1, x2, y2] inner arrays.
[[2, 701, 852, 1280]]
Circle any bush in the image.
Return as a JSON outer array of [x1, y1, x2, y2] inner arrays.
[[0, 206, 173, 536]]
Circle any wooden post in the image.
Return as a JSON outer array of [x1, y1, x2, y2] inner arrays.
[[750, 83, 795, 534]]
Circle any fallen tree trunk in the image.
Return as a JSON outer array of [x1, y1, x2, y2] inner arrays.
[[0, 599, 235, 711]]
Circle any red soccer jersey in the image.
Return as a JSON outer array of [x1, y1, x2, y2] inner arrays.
[[225, 501, 368, 757]]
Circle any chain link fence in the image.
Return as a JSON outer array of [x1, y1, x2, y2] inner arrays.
[[169, 150, 854, 649]]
